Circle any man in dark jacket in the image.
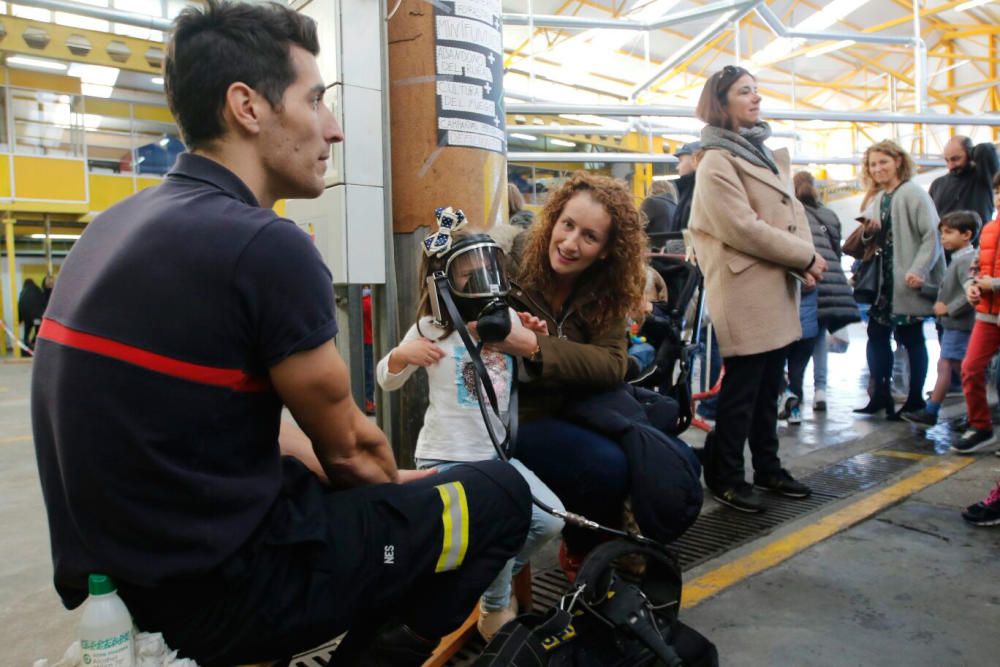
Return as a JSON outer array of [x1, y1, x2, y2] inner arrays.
[[930, 136, 998, 224], [672, 142, 701, 231]]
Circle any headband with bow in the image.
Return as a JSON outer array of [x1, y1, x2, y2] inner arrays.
[[423, 206, 468, 256]]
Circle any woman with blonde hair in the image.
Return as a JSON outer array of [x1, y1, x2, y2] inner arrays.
[[853, 140, 943, 418], [485, 171, 647, 575], [688, 65, 825, 513]]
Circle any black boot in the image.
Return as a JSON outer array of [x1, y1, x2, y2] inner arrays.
[[854, 380, 894, 417], [332, 622, 437, 666]]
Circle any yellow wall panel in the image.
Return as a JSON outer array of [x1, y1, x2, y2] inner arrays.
[[0, 157, 11, 198], [132, 105, 176, 124], [7, 69, 81, 94], [13, 157, 86, 201], [89, 174, 136, 212], [136, 177, 163, 192], [84, 98, 132, 119]]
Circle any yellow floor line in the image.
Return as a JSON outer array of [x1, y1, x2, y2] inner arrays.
[[683, 456, 974, 609], [0, 434, 32, 444], [876, 449, 931, 461]]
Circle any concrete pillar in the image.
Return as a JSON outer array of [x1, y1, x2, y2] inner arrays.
[[387, 0, 507, 461]]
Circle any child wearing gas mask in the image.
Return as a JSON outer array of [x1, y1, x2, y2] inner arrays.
[[377, 212, 564, 641]]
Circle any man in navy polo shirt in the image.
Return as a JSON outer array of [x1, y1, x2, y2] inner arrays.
[[31, 2, 530, 665]]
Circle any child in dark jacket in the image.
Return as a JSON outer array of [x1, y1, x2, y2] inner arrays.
[[901, 211, 979, 427]]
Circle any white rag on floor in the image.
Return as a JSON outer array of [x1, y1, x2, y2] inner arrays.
[[34, 632, 199, 667]]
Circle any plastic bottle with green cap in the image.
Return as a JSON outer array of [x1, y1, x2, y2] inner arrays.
[[79, 574, 135, 667]]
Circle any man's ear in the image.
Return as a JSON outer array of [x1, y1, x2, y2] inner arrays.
[[222, 81, 263, 137]]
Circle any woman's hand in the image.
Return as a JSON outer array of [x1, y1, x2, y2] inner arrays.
[[517, 311, 549, 335], [806, 253, 828, 280], [803, 273, 817, 289], [974, 275, 994, 292], [904, 272, 924, 289], [388, 338, 445, 372], [483, 323, 539, 357], [967, 284, 982, 305]]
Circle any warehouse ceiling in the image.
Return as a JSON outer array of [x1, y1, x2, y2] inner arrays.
[[501, 0, 1000, 118]]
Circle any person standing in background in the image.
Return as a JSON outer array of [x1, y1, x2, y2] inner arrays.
[[641, 179, 679, 238], [930, 136, 998, 226], [672, 142, 702, 232]]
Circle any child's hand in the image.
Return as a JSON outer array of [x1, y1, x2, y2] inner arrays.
[[933, 301, 948, 317], [516, 311, 549, 335], [390, 338, 445, 371], [974, 276, 993, 291]]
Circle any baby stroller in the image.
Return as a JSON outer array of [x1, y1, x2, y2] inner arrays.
[[629, 231, 712, 435]]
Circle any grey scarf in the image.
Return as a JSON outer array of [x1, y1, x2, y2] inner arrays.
[[700, 121, 779, 174]]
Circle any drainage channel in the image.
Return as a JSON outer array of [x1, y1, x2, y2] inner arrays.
[[287, 437, 928, 667]]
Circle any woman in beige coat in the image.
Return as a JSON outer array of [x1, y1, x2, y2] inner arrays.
[[689, 65, 827, 513]]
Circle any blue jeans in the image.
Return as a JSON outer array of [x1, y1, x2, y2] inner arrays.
[[812, 332, 828, 391], [415, 457, 564, 611], [515, 418, 629, 555]]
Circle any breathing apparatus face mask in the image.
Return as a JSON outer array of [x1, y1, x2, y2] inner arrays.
[[423, 209, 511, 343]]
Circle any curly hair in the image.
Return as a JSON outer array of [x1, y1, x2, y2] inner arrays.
[[517, 171, 647, 335], [861, 140, 915, 192]]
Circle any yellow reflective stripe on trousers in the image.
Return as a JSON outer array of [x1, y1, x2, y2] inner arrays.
[[435, 481, 470, 573]]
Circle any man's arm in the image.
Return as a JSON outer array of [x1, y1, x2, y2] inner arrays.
[[270, 340, 399, 487]]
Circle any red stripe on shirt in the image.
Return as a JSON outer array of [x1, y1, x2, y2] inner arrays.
[[38, 318, 270, 393]]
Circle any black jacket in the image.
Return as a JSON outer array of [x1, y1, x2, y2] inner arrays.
[[929, 142, 999, 225], [641, 193, 678, 236], [802, 203, 860, 332], [567, 385, 702, 543], [673, 172, 696, 231]]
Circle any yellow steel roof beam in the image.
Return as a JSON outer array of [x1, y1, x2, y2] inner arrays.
[[0, 15, 163, 74]]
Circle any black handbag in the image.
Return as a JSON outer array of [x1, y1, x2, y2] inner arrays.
[[474, 540, 719, 667], [853, 251, 882, 305]]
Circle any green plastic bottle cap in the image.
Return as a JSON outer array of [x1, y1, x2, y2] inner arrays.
[[88, 574, 116, 596]]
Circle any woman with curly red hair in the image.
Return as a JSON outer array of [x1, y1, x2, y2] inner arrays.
[[486, 171, 646, 570]]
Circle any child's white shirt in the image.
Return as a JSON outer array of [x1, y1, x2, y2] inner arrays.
[[377, 310, 521, 462]]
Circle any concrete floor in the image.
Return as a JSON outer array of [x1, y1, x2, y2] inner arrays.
[[4, 322, 1000, 665]]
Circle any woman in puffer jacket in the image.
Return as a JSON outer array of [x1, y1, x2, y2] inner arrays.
[[781, 172, 861, 418]]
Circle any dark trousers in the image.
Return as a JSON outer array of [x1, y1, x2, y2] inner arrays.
[[119, 459, 530, 666], [786, 335, 819, 399], [705, 347, 787, 490], [516, 418, 629, 554], [867, 319, 927, 409]]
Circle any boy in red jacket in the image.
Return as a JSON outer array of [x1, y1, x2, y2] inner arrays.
[[958, 172, 1000, 527]]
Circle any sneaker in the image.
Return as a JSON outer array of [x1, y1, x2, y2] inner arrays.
[[778, 391, 800, 421], [961, 483, 1000, 527], [901, 408, 937, 428], [813, 389, 827, 412], [711, 483, 764, 513], [787, 405, 802, 425], [477, 597, 518, 641], [951, 428, 998, 454], [754, 468, 812, 498], [953, 416, 970, 432]]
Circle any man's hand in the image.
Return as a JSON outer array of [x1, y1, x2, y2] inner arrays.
[[967, 284, 982, 304], [388, 338, 445, 373], [806, 253, 828, 279], [803, 273, 817, 289], [905, 272, 924, 289], [271, 341, 398, 488], [933, 301, 948, 317]]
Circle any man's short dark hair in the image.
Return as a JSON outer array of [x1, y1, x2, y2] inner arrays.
[[164, 0, 320, 149], [939, 210, 981, 237]]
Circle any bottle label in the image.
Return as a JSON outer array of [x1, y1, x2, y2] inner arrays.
[[82, 630, 133, 666]]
